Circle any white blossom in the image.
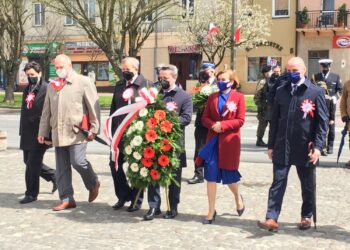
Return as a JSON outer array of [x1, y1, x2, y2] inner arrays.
[[131, 135, 143, 147], [125, 145, 132, 155], [130, 163, 139, 172], [133, 151, 142, 160], [140, 167, 149, 177], [134, 121, 144, 131], [139, 108, 148, 117]]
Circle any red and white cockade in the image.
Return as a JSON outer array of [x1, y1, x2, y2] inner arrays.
[[222, 101, 237, 117], [25, 92, 36, 109], [300, 99, 315, 119]]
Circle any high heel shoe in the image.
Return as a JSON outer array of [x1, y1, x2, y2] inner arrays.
[[202, 211, 217, 225], [237, 195, 245, 217]]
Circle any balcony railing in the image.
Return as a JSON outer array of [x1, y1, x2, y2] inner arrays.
[[296, 10, 349, 29]]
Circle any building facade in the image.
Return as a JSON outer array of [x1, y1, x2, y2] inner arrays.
[[20, 0, 298, 94], [297, 0, 350, 82]]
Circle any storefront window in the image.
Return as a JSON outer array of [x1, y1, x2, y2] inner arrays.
[[247, 57, 282, 82], [97, 62, 109, 81], [272, 0, 289, 18]]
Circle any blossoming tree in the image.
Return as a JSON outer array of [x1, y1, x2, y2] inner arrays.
[[179, 0, 271, 67]]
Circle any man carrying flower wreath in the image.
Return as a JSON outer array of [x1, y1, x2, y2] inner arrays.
[[109, 57, 151, 212], [188, 62, 217, 185], [258, 57, 328, 232], [144, 64, 193, 220]]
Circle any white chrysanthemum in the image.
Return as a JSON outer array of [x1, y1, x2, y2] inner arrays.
[[130, 163, 139, 172], [200, 85, 212, 95], [140, 167, 148, 177], [125, 145, 132, 155], [132, 135, 143, 147], [139, 108, 148, 117], [133, 151, 142, 160], [126, 125, 135, 135], [135, 121, 144, 131]]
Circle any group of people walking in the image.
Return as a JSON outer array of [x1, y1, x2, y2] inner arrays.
[[18, 53, 349, 231]]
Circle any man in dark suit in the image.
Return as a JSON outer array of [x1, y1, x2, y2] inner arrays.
[[19, 61, 56, 204], [188, 62, 216, 184], [313, 59, 342, 154], [144, 64, 193, 220], [258, 57, 328, 231], [109, 57, 150, 212]]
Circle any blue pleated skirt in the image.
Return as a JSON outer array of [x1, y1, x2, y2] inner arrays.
[[199, 136, 241, 185]]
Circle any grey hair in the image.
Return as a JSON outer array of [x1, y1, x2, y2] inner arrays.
[[122, 57, 140, 70], [159, 64, 178, 78]]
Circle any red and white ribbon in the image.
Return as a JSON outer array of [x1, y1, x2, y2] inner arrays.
[[104, 87, 158, 170], [122, 88, 134, 101], [300, 99, 315, 119], [222, 101, 237, 117], [49, 78, 64, 91]]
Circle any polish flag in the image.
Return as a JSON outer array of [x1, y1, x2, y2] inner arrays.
[[234, 27, 241, 43], [207, 23, 220, 42]]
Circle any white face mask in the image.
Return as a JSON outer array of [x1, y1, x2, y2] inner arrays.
[[56, 69, 68, 79]]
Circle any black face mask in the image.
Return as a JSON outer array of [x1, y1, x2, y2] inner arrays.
[[198, 71, 210, 83], [28, 76, 39, 85], [322, 69, 329, 75], [160, 80, 170, 90], [122, 71, 134, 81]]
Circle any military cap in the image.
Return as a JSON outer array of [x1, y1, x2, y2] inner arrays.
[[318, 59, 333, 67], [201, 62, 215, 70]]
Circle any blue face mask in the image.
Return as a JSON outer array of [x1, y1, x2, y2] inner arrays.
[[217, 81, 231, 92], [287, 72, 301, 84]]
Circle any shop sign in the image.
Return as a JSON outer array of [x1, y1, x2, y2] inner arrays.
[[168, 45, 201, 54], [246, 41, 283, 52], [64, 41, 103, 54], [333, 36, 350, 48], [22, 42, 60, 56]]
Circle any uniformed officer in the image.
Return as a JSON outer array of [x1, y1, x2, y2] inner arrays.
[[313, 59, 342, 154], [188, 62, 216, 184], [254, 65, 271, 147], [258, 57, 328, 231]]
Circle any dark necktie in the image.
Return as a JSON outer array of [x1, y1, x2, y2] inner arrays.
[[291, 84, 298, 95]]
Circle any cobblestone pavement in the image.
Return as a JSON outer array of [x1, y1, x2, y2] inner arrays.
[[1, 150, 350, 250]]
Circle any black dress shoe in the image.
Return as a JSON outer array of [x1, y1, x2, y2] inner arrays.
[[188, 175, 204, 184], [202, 211, 217, 225], [127, 203, 142, 212], [143, 208, 161, 221], [51, 180, 57, 194], [20, 195, 37, 204], [327, 148, 333, 154], [256, 138, 268, 147], [163, 209, 178, 219], [112, 200, 126, 210]]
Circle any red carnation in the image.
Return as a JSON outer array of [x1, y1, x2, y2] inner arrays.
[[154, 110, 166, 121], [145, 130, 157, 142], [146, 117, 158, 129], [160, 120, 173, 133], [158, 154, 170, 167], [150, 169, 160, 180], [143, 146, 155, 159], [141, 158, 153, 168], [160, 139, 172, 152]]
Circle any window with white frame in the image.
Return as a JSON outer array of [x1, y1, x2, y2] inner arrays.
[[33, 3, 45, 26], [247, 57, 282, 82], [272, 0, 289, 18], [84, 0, 96, 23], [64, 1, 75, 25]]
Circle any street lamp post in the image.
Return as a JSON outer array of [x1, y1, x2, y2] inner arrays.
[[230, 0, 237, 70]]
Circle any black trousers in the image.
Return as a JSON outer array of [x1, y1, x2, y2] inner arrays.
[[327, 103, 336, 149], [193, 126, 208, 177], [147, 166, 182, 210], [109, 151, 143, 204], [266, 163, 315, 221], [23, 149, 55, 197]]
